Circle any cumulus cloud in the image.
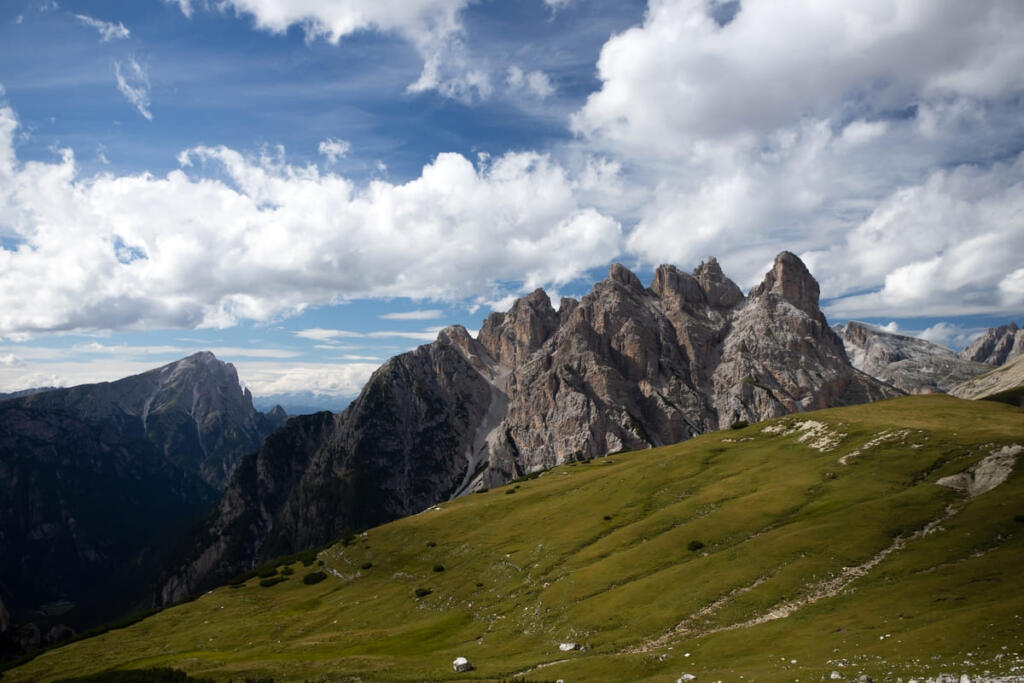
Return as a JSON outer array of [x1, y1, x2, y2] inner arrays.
[[75, 13, 130, 41], [317, 138, 351, 164], [174, 0, 491, 102], [0, 353, 25, 367], [113, 57, 152, 120], [0, 103, 620, 338], [915, 323, 987, 351]]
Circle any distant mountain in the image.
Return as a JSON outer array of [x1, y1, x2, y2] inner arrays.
[[0, 352, 282, 646], [950, 354, 1024, 406], [0, 387, 58, 402], [14, 352, 273, 489], [163, 252, 900, 602], [835, 321, 989, 394], [253, 392, 350, 416], [959, 322, 1024, 366]]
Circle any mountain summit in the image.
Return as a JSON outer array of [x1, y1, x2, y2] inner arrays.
[[163, 252, 899, 602]]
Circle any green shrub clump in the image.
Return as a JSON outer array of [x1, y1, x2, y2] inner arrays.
[[730, 420, 749, 430], [256, 567, 278, 579], [259, 576, 287, 588], [433, 564, 445, 572], [361, 562, 373, 570], [302, 571, 328, 585], [687, 540, 705, 551], [414, 588, 432, 598]]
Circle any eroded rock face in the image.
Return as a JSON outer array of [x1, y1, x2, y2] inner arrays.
[[960, 322, 1024, 366], [836, 321, 989, 394], [164, 252, 900, 602]]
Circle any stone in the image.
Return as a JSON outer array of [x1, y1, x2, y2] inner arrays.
[[677, 674, 697, 682], [830, 672, 842, 680], [453, 656, 473, 672], [559, 642, 579, 652], [959, 322, 1023, 366]]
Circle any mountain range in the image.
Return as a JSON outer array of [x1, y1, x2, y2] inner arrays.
[[161, 251, 902, 602]]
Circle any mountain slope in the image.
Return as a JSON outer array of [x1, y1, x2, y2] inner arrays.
[[8, 395, 1024, 682], [836, 320, 989, 393], [163, 253, 900, 601], [951, 354, 1024, 405], [960, 322, 1024, 366]]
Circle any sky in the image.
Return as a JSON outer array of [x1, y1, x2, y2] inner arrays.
[[0, 0, 1022, 410]]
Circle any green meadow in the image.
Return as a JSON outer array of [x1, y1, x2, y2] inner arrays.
[[7, 395, 1024, 682]]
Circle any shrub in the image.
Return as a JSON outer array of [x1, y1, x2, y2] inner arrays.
[[603, 515, 612, 521], [426, 541, 437, 548], [1015, 514, 1024, 523], [341, 527, 356, 547], [361, 562, 373, 570], [433, 564, 445, 572], [280, 566, 294, 575], [257, 567, 278, 579], [414, 588, 432, 598], [302, 571, 328, 585], [730, 420, 749, 430], [476, 487, 489, 494], [259, 576, 287, 588], [687, 540, 705, 552], [475, 582, 484, 588], [505, 489, 516, 495]]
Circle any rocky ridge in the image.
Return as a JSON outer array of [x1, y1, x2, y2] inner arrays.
[[960, 323, 1024, 366], [163, 252, 900, 602], [835, 321, 990, 394]]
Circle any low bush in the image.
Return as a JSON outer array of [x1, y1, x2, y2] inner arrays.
[[414, 588, 432, 598], [505, 489, 516, 495], [257, 567, 278, 579], [302, 571, 328, 585], [603, 515, 612, 521], [361, 562, 372, 570], [730, 420, 749, 430], [259, 577, 287, 588], [433, 564, 445, 572], [687, 540, 705, 551], [280, 566, 294, 576]]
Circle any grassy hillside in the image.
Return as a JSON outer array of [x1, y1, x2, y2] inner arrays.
[[6, 395, 1024, 682]]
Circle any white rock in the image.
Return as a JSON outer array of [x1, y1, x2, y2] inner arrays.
[[452, 656, 473, 672], [830, 672, 842, 680], [559, 642, 579, 652], [677, 675, 697, 682]]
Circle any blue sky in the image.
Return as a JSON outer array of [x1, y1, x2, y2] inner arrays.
[[1, 0, 1023, 408]]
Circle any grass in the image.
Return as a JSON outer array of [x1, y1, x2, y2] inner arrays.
[[6, 395, 1024, 682]]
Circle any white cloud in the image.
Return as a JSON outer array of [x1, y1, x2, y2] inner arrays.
[[0, 102, 619, 338], [572, 0, 1024, 154], [915, 322, 987, 351], [317, 137, 351, 164], [379, 309, 443, 320], [175, 0, 489, 102], [75, 13, 130, 41], [507, 66, 554, 99], [113, 57, 152, 120], [0, 353, 25, 367], [233, 360, 378, 397], [879, 321, 900, 334]]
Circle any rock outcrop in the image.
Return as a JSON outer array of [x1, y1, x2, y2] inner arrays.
[[163, 252, 901, 600], [959, 322, 1024, 366], [836, 321, 989, 394]]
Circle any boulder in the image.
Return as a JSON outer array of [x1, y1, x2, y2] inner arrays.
[[452, 656, 473, 672]]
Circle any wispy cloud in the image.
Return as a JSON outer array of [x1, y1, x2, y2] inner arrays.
[[379, 309, 443, 321], [113, 57, 152, 120], [296, 327, 445, 342], [75, 13, 130, 41]]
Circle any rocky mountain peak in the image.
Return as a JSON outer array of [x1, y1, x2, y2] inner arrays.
[[478, 289, 559, 367], [750, 251, 820, 315], [651, 264, 707, 306], [607, 262, 645, 290], [692, 256, 744, 309], [959, 322, 1023, 366]]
